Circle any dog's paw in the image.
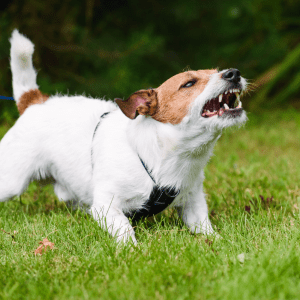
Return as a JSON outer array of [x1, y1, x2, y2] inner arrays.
[[192, 225, 222, 240], [189, 221, 215, 235], [205, 231, 222, 240], [116, 227, 137, 245]]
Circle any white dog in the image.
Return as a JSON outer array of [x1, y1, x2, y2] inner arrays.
[[0, 30, 247, 244]]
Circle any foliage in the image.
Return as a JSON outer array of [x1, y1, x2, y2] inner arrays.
[[250, 42, 300, 110], [0, 0, 300, 122], [1, 110, 300, 299]]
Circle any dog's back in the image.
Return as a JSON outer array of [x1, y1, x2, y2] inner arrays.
[[3, 30, 119, 204]]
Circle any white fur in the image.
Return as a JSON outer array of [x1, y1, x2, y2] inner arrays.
[[0, 30, 247, 244], [10, 30, 39, 102]]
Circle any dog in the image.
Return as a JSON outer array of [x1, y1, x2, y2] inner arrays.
[[0, 30, 247, 244]]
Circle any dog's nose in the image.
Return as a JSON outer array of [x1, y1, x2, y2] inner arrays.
[[222, 69, 241, 83]]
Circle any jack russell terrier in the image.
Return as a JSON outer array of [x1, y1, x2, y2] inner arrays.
[[0, 30, 247, 244]]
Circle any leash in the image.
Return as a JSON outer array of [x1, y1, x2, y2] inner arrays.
[[92, 111, 180, 222], [0, 96, 14, 100]]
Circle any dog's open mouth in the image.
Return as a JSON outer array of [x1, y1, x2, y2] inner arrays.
[[201, 89, 243, 118]]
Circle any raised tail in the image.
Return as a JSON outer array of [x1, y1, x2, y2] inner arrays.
[[10, 29, 48, 115]]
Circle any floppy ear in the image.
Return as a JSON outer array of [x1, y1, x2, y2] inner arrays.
[[115, 89, 157, 119]]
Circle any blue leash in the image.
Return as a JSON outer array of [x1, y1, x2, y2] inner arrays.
[[0, 96, 14, 101]]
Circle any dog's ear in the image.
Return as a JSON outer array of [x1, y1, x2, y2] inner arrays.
[[115, 89, 157, 119]]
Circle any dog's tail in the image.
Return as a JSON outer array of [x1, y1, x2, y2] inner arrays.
[[10, 29, 48, 115]]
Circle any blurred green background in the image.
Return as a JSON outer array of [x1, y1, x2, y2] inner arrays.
[[0, 0, 300, 123]]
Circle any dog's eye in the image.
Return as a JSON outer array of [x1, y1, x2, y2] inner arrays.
[[181, 80, 197, 88]]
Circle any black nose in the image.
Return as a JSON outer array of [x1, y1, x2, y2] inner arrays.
[[222, 68, 241, 83]]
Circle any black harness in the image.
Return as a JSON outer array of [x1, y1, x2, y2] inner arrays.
[[92, 112, 180, 222], [126, 157, 180, 222]]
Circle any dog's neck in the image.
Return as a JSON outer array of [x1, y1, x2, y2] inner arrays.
[[128, 115, 222, 190]]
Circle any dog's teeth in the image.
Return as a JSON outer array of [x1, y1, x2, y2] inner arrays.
[[219, 94, 223, 102], [234, 92, 240, 107], [224, 103, 229, 110], [225, 91, 228, 94]]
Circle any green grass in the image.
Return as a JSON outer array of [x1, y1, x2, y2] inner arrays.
[[1, 109, 300, 300]]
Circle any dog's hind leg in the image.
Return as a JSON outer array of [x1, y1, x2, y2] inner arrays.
[[0, 132, 39, 202], [0, 163, 31, 202], [53, 183, 72, 202], [54, 184, 81, 210]]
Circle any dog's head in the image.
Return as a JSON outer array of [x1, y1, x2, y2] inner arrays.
[[115, 68, 247, 128]]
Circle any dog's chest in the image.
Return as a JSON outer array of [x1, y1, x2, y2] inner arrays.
[[92, 112, 219, 216]]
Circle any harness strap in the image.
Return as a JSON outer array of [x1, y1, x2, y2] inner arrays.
[[92, 112, 110, 140], [137, 154, 156, 184], [126, 156, 180, 222], [125, 185, 180, 222], [91, 112, 110, 166]]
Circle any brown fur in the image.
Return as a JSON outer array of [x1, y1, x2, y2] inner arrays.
[[115, 89, 157, 119], [18, 89, 49, 115], [136, 89, 158, 117], [119, 69, 217, 124], [153, 70, 217, 124]]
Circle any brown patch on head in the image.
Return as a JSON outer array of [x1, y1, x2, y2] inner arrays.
[[152, 69, 217, 124], [115, 69, 217, 124], [18, 89, 49, 115]]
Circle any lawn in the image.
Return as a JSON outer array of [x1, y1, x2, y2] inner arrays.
[[1, 109, 300, 300]]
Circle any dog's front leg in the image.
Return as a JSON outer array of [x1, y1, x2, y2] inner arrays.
[[90, 194, 137, 245], [177, 184, 215, 236]]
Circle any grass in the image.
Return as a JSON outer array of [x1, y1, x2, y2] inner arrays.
[[1, 109, 300, 299]]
